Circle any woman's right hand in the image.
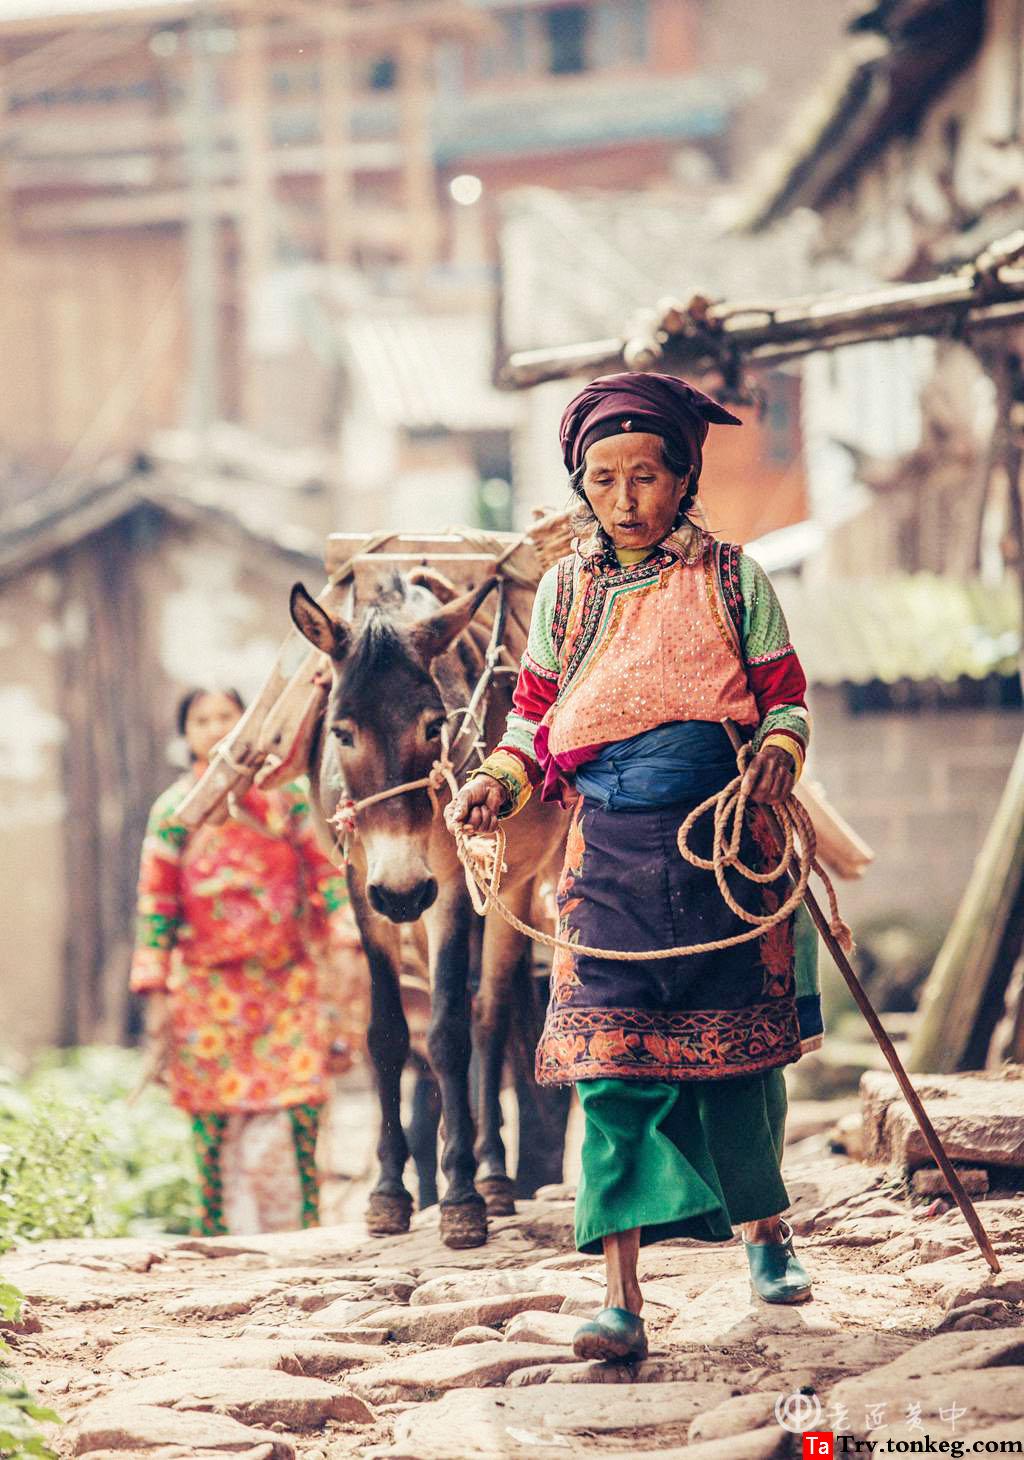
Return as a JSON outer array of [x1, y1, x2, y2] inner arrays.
[[144, 991, 169, 1038], [445, 777, 507, 837], [143, 993, 171, 1081]]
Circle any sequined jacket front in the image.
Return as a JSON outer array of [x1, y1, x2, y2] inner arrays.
[[478, 523, 810, 815]]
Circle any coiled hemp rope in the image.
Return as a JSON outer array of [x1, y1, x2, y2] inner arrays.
[[449, 741, 853, 959]]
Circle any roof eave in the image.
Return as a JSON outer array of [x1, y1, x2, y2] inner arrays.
[[737, 0, 984, 233]]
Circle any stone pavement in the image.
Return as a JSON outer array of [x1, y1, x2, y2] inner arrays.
[[3, 1138, 1024, 1460]]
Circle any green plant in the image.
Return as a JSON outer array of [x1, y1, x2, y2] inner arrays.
[[0, 1282, 60, 1460], [0, 1047, 194, 1249]]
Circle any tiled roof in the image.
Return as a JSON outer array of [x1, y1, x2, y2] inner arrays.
[[737, 0, 984, 232], [338, 312, 520, 434], [498, 185, 813, 358], [776, 572, 1021, 686]]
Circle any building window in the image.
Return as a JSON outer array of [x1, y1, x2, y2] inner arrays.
[[545, 4, 590, 75], [368, 55, 397, 90], [593, 0, 648, 68]]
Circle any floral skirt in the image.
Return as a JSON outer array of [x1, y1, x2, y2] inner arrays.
[[535, 794, 802, 1086], [166, 953, 329, 1114]]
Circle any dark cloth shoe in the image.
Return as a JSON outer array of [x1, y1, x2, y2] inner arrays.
[[744, 1217, 813, 1303], [572, 1306, 648, 1363]]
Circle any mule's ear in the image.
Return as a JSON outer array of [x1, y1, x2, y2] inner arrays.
[[409, 576, 498, 665], [290, 583, 351, 661]]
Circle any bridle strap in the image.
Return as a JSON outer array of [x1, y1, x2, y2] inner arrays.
[[327, 583, 511, 863]]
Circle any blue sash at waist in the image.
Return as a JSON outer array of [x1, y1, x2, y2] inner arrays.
[[574, 720, 738, 811]]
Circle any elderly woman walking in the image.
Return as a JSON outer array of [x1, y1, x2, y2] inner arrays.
[[447, 372, 818, 1363]]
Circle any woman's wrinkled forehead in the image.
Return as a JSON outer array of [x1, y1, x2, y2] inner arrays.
[[583, 432, 667, 474]]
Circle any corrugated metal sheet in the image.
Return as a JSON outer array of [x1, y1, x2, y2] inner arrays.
[[776, 573, 1021, 686], [338, 313, 520, 434]]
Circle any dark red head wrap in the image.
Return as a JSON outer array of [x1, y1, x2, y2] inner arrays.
[[559, 371, 741, 482]]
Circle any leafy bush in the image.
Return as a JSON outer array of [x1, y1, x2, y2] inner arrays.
[[0, 1281, 60, 1460], [0, 1047, 194, 1249]]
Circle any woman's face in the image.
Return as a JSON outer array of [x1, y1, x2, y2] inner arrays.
[[581, 432, 690, 551], [184, 692, 243, 764]]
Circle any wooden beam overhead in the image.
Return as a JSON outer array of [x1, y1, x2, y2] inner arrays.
[[500, 232, 1024, 389]]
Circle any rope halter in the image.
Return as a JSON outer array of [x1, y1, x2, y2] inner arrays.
[[327, 723, 462, 866]]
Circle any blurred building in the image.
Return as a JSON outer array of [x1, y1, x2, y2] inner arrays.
[[737, 0, 1024, 975], [0, 0, 846, 517], [0, 456, 323, 1053], [496, 185, 813, 539]]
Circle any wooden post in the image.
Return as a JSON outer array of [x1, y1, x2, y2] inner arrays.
[[320, 24, 355, 269], [185, 5, 220, 468], [398, 28, 440, 292], [236, 14, 275, 428], [907, 353, 1024, 1072]]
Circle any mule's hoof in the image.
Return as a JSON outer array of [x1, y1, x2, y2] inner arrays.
[[366, 1190, 413, 1236], [476, 1175, 516, 1217], [440, 1199, 488, 1249]]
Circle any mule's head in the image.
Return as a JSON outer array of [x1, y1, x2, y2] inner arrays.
[[290, 573, 496, 923]]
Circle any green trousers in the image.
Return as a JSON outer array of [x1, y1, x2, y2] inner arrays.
[[191, 1103, 322, 1236], [574, 1068, 789, 1254]]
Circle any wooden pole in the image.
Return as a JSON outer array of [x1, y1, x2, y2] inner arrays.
[[236, 13, 274, 429], [398, 28, 440, 293], [724, 722, 1001, 1275], [907, 355, 1024, 1073], [185, 5, 220, 471], [320, 22, 355, 270], [500, 234, 1024, 389]]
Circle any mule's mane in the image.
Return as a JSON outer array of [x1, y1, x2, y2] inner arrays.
[[341, 572, 423, 699]]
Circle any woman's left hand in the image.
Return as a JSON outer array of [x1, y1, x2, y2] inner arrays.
[[742, 745, 796, 805]]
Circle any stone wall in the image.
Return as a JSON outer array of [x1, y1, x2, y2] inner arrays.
[[808, 686, 1022, 943]]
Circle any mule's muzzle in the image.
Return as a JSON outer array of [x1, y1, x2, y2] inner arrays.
[[368, 877, 438, 922]]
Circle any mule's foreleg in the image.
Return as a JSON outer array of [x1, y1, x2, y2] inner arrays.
[[425, 887, 487, 1248], [351, 878, 414, 1235], [473, 898, 534, 1216]]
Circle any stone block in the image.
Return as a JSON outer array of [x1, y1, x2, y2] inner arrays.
[[344, 1341, 580, 1403], [383, 1384, 787, 1460], [860, 1070, 1024, 1171], [102, 1367, 373, 1428], [911, 1166, 989, 1197], [408, 1270, 568, 1306], [69, 1403, 294, 1458], [357, 1292, 564, 1344], [104, 1336, 383, 1377], [826, 1365, 1024, 1440], [503, 1310, 579, 1347]]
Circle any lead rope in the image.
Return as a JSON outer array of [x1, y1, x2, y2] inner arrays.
[[449, 741, 853, 960], [332, 729, 852, 958]]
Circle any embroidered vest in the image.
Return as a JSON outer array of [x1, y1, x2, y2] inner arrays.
[[544, 531, 758, 758]]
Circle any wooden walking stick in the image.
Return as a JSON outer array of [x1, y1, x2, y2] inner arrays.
[[726, 722, 1001, 1275]]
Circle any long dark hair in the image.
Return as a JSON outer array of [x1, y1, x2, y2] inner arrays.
[[176, 686, 245, 737]]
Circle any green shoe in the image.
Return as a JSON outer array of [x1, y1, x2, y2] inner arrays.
[[573, 1306, 648, 1363], [744, 1218, 813, 1304]]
